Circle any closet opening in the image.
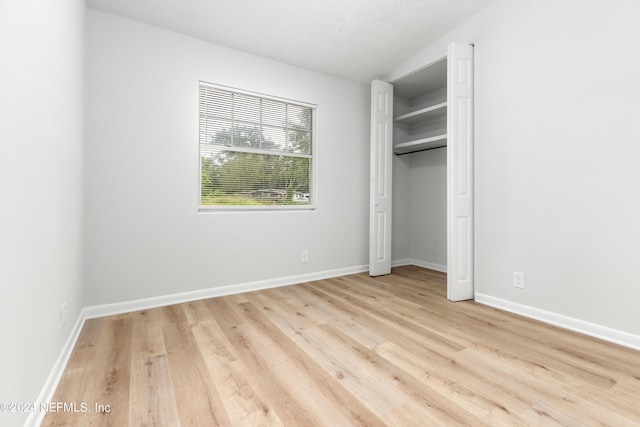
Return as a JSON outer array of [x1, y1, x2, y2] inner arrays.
[[369, 42, 474, 301]]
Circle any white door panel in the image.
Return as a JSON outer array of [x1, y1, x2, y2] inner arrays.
[[447, 42, 474, 301], [369, 80, 393, 276]]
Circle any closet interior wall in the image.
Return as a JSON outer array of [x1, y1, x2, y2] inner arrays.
[[391, 60, 448, 271]]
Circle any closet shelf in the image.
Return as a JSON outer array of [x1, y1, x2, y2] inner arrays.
[[394, 134, 447, 154], [394, 102, 447, 125]]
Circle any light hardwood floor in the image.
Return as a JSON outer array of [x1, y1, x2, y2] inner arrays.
[[43, 266, 640, 426]]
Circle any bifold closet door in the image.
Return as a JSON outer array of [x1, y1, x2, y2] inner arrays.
[[369, 80, 393, 276], [447, 42, 474, 301]]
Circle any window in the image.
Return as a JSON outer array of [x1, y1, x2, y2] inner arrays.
[[198, 82, 316, 211]]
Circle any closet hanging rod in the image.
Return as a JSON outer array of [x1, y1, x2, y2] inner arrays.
[[395, 145, 447, 156]]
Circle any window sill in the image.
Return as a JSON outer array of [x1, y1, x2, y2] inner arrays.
[[198, 204, 317, 213]]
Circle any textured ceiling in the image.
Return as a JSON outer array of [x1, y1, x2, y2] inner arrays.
[[86, 0, 493, 83]]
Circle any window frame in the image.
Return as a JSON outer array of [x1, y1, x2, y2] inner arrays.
[[198, 81, 318, 212]]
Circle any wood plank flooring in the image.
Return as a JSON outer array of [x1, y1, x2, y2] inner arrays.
[[42, 266, 640, 426]]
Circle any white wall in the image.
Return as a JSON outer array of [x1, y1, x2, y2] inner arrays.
[[84, 10, 371, 305], [392, 149, 447, 269], [409, 149, 447, 268], [391, 0, 640, 336], [391, 155, 411, 262], [0, 0, 85, 425]]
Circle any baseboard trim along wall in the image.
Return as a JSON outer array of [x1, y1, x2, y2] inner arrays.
[[409, 259, 447, 273], [85, 260, 444, 320], [475, 292, 640, 352], [392, 258, 447, 273], [83, 264, 369, 319], [25, 312, 87, 427]]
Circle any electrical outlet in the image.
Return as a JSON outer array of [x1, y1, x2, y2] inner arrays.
[[301, 250, 309, 264], [513, 272, 525, 289], [60, 302, 67, 329]]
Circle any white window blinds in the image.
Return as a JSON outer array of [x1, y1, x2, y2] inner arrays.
[[199, 82, 316, 210]]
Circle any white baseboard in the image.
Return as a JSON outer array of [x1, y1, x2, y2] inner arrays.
[[392, 258, 447, 273], [391, 258, 412, 267], [408, 259, 447, 273], [84, 264, 369, 319], [24, 311, 87, 427], [475, 293, 640, 351]]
